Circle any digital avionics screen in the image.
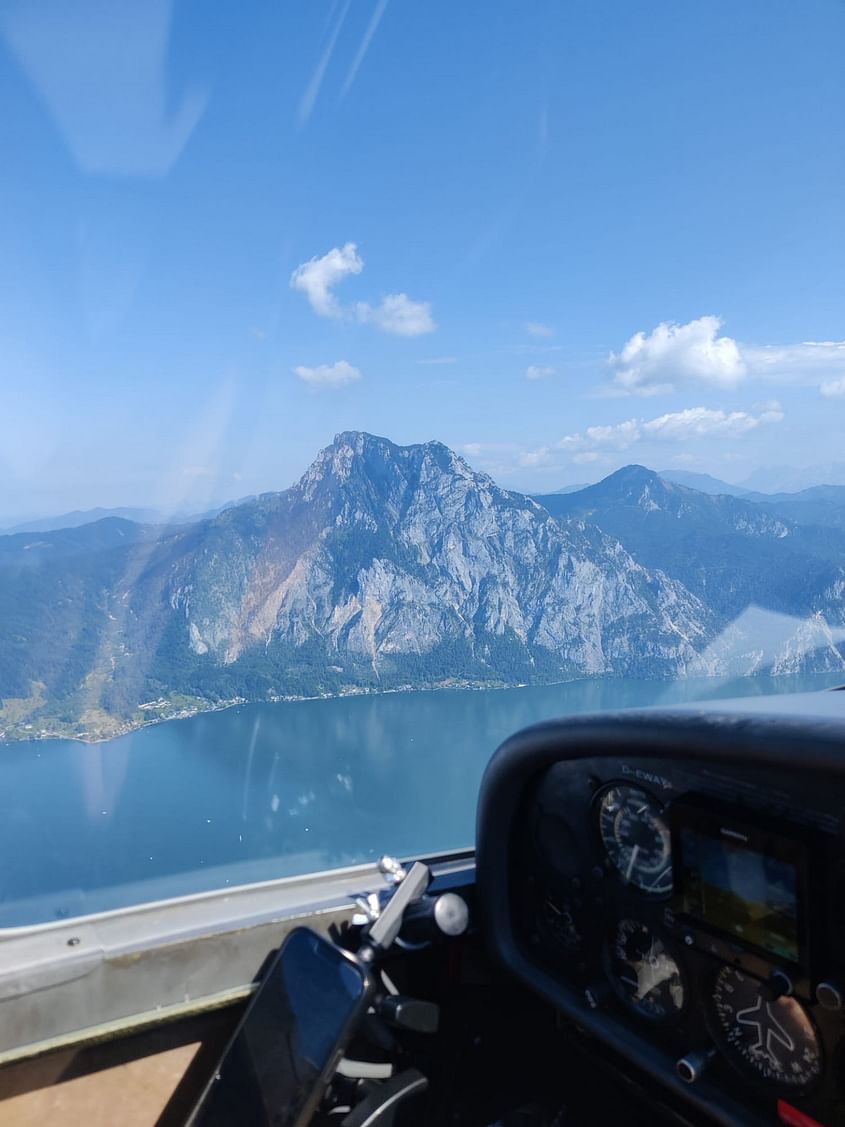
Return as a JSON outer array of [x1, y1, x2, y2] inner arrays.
[[678, 825, 802, 963]]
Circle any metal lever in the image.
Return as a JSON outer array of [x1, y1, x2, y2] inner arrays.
[[339, 1068, 428, 1127], [366, 862, 430, 951]]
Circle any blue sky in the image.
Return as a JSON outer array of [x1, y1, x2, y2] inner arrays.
[[1, 0, 844, 519]]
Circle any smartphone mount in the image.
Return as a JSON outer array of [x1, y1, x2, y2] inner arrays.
[[325, 857, 469, 1127]]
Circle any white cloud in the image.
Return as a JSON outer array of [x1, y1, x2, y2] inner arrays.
[[610, 316, 746, 394], [643, 404, 782, 439], [820, 377, 845, 399], [609, 317, 845, 396], [745, 340, 845, 377], [518, 446, 552, 468], [357, 293, 435, 336], [293, 360, 361, 388], [525, 321, 555, 339], [290, 243, 363, 319], [557, 404, 783, 452], [462, 443, 483, 458], [290, 243, 435, 335], [525, 365, 556, 381]]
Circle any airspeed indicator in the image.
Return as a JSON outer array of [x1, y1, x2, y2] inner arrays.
[[597, 784, 672, 895]]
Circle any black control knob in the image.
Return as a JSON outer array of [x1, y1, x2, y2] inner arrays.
[[676, 1048, 716, 1084], [815, 981, 843, 1011], [765, 969, 794, 1000], [377, 994, 439, 1034], [398, 892, 469, 944]]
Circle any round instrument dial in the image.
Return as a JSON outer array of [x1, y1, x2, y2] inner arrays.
[[711, 967, 822, 1089], [604, 919, 685, 1022], [597, 785, 672, 895]]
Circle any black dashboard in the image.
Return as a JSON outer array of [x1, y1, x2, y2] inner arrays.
[[476, 688, 845, 1127]]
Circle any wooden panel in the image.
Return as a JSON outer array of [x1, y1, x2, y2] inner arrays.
[[0, 1042, 200, 1127]]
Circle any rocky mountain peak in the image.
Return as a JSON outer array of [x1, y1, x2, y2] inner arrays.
[[297, 431, 485, 508]]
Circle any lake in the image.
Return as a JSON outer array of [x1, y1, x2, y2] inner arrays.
[[1, 672, 841, 927]]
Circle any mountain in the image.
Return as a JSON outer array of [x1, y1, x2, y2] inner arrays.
[[1, 497, 254, 535], [742, 485, 845, 529], [2, 507, 166, 534], [550, 483, 592, 495], [0, 434, 716, 741], [657, 469, 749, 497], [5, 438, 845, 744], [739, 463, 845, 494], [533, 466, 845, 623]]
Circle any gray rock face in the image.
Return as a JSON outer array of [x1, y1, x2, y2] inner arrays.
[[174, 433, 716, 680], [3, 433, 843, 740]]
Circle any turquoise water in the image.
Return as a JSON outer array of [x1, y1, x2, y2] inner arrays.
[[1, 672, 841, 926]]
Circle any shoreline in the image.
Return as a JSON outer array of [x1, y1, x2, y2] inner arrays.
[[4, 668, 843, 748], [0, 674, 637, 746]]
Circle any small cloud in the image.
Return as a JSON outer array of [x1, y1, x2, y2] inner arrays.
[[418, 356, 457, 366], [293, 360, 361, 388], [462, 441, 522, 475], [525, 321, 555, 339], [519, 446, 552, 468], [250, 327, 267, 340], [525, 365, 556, 381], [746, 339, 845, 378], [556, 404, 783, 453], [643, 404, 782, 439], [820, 377, 845, 399], [291, 242, 363, 319], [291, 243, 435, 335], [357, 293, 435, 336], [573, 451, 603, 465]]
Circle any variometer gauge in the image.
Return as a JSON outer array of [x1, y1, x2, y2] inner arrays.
[[711, 966, 822, 1089], [597, 784, 673, 895], [604, 918, 685, 1022]]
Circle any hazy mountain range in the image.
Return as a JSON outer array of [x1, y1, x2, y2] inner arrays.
[[2, 433, 844, 742], [0, 498, 254, 536]]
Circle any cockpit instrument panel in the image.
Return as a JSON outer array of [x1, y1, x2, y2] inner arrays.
[[477, 694, 845, 1127]]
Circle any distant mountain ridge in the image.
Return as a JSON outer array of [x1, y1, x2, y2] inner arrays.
[[532, 467, 845, 622], [1, 497, 254, 535], [2, 436, 844, 743], [739, 463, 845, 494], [657, 470, 749, 497]]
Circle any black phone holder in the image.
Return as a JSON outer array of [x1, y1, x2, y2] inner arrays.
[[325, 859, 468, 1127]]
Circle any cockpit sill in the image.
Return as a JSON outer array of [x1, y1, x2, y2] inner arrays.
[[0, 849, 474, 1065]]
